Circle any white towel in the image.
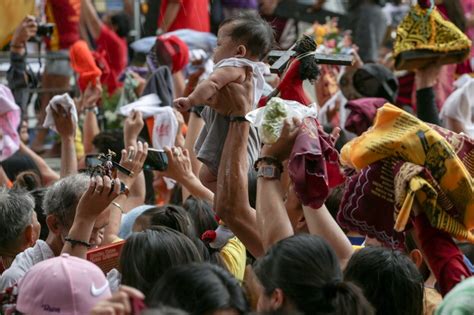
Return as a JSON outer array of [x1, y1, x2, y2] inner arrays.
[[43, 94, 78, 133], [117, 94, 162, 118]]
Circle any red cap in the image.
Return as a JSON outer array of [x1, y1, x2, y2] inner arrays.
[[155, 35, 189, 73]]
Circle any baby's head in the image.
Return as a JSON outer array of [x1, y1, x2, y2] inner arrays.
[[214, 12, 274, 63]]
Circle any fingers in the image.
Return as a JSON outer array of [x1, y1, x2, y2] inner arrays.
[[87, 176, 98, 195], [119, 285, 145, 300], [94, 176, 104, 194], [113, 178, 121, 196]]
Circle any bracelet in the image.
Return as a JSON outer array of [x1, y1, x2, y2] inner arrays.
[[253, 156, 284, 173], [112, 202, 124, 214], [64, 237, 91, 248], [229, 115, 248, 123]]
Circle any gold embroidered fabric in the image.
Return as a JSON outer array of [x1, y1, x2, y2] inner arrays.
[[394, 5, 472, 70]]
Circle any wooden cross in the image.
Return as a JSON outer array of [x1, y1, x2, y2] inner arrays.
[[267, 47, 354, 74]]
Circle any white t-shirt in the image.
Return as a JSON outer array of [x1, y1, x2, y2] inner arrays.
[[0, 240, 54, 291], [214, 57, 269, 109], [440, 77, 474, 137]]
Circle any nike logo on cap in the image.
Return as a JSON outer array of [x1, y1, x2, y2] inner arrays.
[[91, 281, 109, 297]]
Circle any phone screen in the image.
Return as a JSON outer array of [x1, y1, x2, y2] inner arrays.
[[144, 149, 168, 171], [85, 154, 102, 168]]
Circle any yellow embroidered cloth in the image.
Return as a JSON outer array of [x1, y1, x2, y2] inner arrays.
[[341, 104, 474, 242], [393, 5, 471, 70]]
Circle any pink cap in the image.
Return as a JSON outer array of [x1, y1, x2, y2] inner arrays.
[[16, 253, 111, 315]]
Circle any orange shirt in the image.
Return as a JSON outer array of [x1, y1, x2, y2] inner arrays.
[[159, 0, 210, 33]]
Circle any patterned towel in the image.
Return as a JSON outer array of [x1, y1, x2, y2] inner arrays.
[[339, 104, 474, 245], [288, 117, 344, 209]]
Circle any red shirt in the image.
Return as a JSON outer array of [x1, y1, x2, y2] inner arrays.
[[95, 25, 128, 94], [159, 0, 210, 33], [413, 213, 472, 296], [45, 0, 81, 50]]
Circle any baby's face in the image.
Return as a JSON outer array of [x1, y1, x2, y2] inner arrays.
[[213, 22, 243, 63]]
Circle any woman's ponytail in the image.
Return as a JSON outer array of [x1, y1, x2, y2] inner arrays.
[[331, 281, 375, 315]]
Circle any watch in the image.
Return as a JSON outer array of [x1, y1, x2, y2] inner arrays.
[[84, 106, 99, 115], [257, 164, 281, 180]]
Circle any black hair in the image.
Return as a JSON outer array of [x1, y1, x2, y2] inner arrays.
[[344, 246, 424, 315], [31, 188, 48, 240], [147, 263, 249, 315], [182, 196, 218, 237], [92, 129, 125, 164], [220, 12, 275, 60], [132, 204, 223, 266], [119, 227, 203, 296], [13, 171, 41, 191], [110, 12, 131, 38], [134, 205, 196, 238], [254, 234, 374, 315]]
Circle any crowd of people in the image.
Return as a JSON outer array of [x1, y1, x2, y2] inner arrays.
[[1, 0, 474, 314]]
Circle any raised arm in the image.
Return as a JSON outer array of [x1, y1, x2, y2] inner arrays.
[[62, 175, 120, 258], [80, 82, 102, 154], [81, 0, 103, 39], [159, 146, 214, 204], [303, 204, 353, 267], [256, 120, 301, 251], [415, 64, 441, 125], [214, 67, 265, 258], [52, 105, 78, 178]]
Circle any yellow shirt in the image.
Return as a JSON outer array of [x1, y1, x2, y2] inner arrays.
[[220, 237, 246, 282]]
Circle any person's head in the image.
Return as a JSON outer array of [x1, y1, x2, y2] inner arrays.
[[13, 171, 41, 191], [92, 130, 125, 164], [344, 246, 424, 315], [133, 205, 196, 238], [214, 12, 274, 62], [253, 234, 373, 315], [103, 11, 130, 38], [0, 188, 39, 256], [120, 227, 203, 296], [182, 196, 217, 236], [16, 254, 111, 314], [147, 263, 249, 315], [148, 35, 189, 73], [43, 174, 108, 252], [435, 276, 474, 315]]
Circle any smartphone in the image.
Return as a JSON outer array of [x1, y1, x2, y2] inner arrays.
[[85, 154, 102, 168], [144, 148, 168, 171]]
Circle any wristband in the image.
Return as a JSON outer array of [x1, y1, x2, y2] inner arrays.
[[64, 237, 91, 248], [229, 116, 248, 123], [254, 156, 284, 173]]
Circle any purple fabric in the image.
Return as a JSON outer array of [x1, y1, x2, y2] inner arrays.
[[344, 97, 387, 136], [288, 117, 344, 209], [221, 0, 258, 9]]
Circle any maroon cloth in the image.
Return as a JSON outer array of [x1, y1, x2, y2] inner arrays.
[[413, 213, 472, 296], [344, 98, 387, 135], [396, 72, 415, 107], [337, 158, 406, 249], [288, 117, 344, 209], [338, 125, 474, 249]]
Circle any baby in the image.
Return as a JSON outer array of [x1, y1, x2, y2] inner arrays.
[[174, 13, 274, 191]]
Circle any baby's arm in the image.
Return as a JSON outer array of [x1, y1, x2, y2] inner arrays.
[[174, 67, 245, 111]]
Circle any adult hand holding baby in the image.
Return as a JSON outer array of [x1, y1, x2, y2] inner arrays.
[[211, 66, 254, 117]]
